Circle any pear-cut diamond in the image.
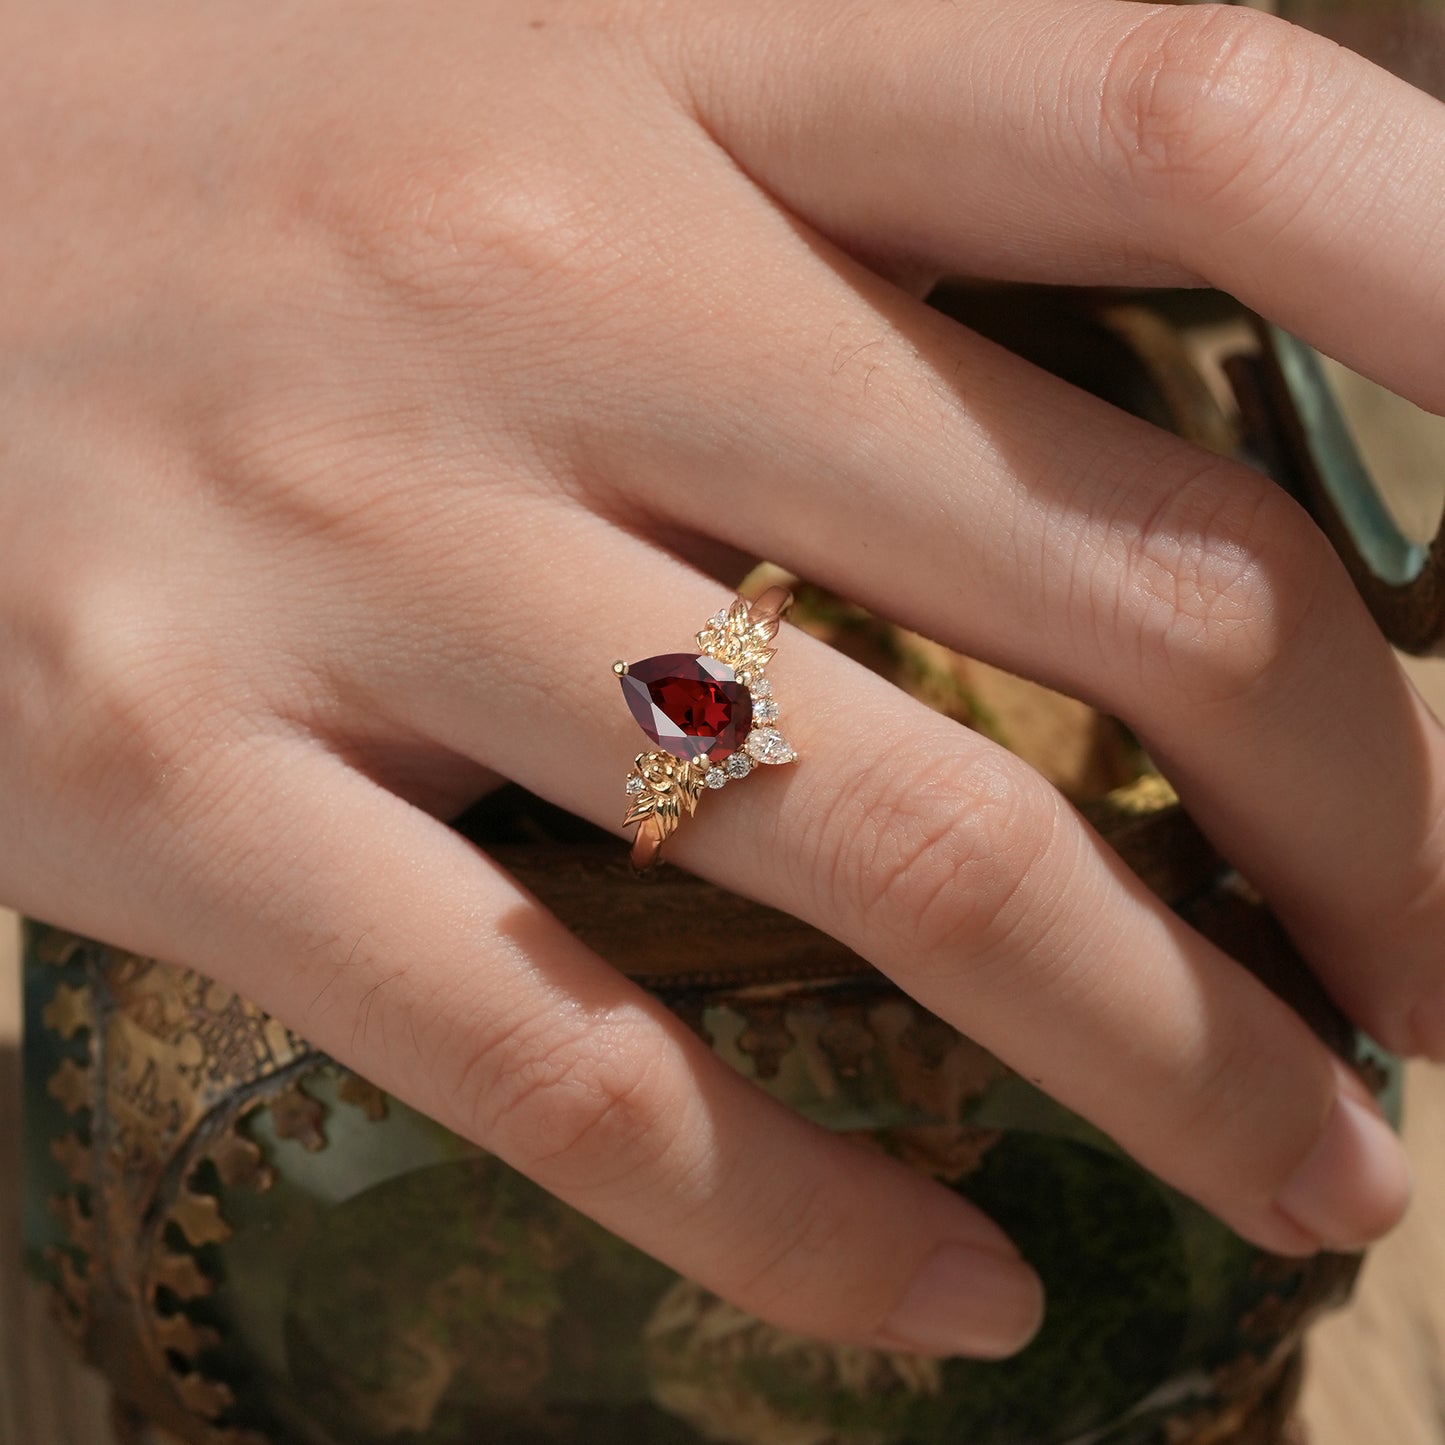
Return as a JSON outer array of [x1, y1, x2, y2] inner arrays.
[[745, 727, 796, 765]]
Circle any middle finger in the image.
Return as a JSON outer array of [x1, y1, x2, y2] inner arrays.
[[612, 225, 1445, 1064]]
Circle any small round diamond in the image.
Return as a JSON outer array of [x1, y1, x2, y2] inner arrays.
[[708, 610, 728, 628], [705, 766, 728, 789], [754, 698, 779, 724], [725, 751, 753, 779], [625, 776, 646, 796], [750, 676, 772, 698]]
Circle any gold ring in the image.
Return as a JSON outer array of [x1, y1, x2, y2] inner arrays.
[[614, 585, 798, 873]]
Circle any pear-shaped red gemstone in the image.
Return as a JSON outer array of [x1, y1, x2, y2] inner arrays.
[[621, 653, 752, 763]]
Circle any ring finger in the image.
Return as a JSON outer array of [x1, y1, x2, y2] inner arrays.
[[364, 497, 1413, 1260], [590, 176, 1445, 1066]]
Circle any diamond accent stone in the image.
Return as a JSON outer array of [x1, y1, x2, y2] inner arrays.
[[625, 776, 646, 796], [619, 653, 753, 763], [704, 767, 728, 789], [745, 727, 795, 765], [754, 698, 779, 724], [708, 610, 728, 628], [725, 751, 752, 779], [750, 676, 772, 698]]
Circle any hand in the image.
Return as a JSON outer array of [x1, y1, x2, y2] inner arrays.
[[2, 0, 1437, 1361]]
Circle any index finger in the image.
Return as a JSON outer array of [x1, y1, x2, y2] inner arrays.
[[670, 0, 1445, 411]]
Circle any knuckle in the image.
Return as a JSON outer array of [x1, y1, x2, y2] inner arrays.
[[1104, 464, 1331, 711], [456, 1007, 679, 1191], [7, 572, 317, 926], [320, 71, 657, 328], [50, 586, 228, 815], [1098, 4, 1333, 211], [1343, 808, 1445, 1051], [53, 600, 284, 900], [368, 158, 610, 310], [820, 739, 1060, 964], [1171, 1025, 1276, 1172], [727, 1176, 860, 1321]]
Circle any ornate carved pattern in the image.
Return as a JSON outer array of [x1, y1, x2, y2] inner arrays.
[[139, 1070, 387, 1442], [622, 748, 706, 845], [695, 594, 783, 683]]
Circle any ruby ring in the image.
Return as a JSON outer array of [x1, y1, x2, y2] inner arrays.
[[614, 585, 798, 872]]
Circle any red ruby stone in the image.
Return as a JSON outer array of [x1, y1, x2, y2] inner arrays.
[[620, 652, 752, 763]]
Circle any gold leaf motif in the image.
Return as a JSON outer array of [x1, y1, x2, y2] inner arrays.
[[338, 1072, 390, 1122], [623, 751, 706, 836], [695, 597, 782, 683], [48, 1291, 87, 1343], [42, 982, 94, 1040], [153, 1311, 222, 1359], [173, 1372, 235, 1419], [45, 1246, 92, 1315], [735, 1005, 795, 1081], [208, 1127, 275, 1193], [880, 1124, 1003, 1183], [269, 1080, 328, 1151], [50, 1132, 92, 1185], [169, 1189, 232, 1248], [31, 926, 84, 969], [47, 1057, 93, 1115], [49, 1193, 94, 1252], [153, 1252, 213, 1301]]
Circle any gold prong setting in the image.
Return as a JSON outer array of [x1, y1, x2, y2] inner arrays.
[[617, 589, 797, 869]]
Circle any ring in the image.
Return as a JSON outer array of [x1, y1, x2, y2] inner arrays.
[[614, 585, 798, 873]]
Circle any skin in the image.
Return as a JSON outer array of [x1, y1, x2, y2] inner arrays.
[[2, 0, 1440, 1360]]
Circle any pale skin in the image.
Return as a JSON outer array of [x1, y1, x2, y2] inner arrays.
[[3, 0, 1442, 1361]]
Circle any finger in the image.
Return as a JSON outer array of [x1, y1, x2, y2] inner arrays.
[[363, 501, 1413, 1256], [21, 714, 1046, 1360], [672, 0, 1445, 411], [578, 188, 1445, 1066]]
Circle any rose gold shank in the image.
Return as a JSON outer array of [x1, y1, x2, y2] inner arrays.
[[630, 817, 665, 873]]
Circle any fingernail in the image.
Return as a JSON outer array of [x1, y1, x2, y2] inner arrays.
[[873, 1243, 1045, 1359], [1272, 1062, 1413, 1252]]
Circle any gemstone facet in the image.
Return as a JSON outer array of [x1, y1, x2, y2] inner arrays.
[[620, 653, 753, 763]]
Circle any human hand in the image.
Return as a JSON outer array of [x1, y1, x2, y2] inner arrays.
[[3, 0, 1439, 1361]]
